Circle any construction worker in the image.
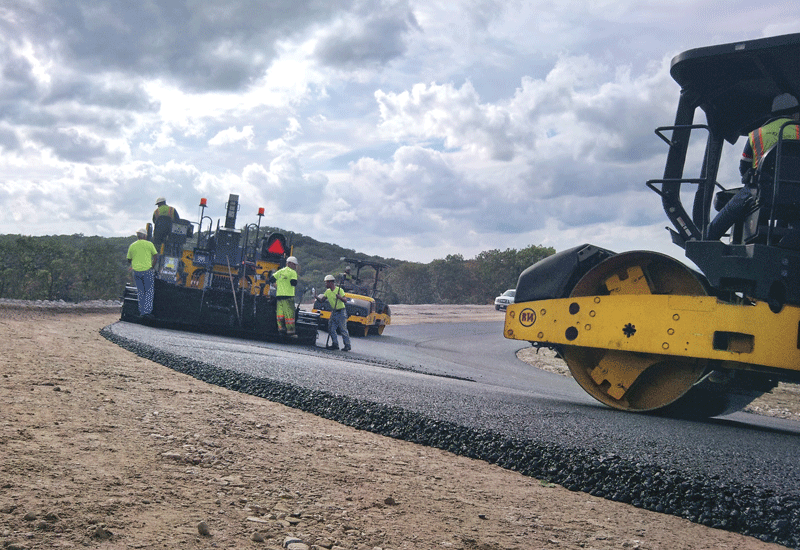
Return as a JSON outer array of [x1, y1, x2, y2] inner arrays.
[[340, 265, 355, 291], [318, 274, 351, 351], [270, 256, 299, 337], [708, 93, 800, 240], [739, 93, 800, 176], [152, 197, 180, 255], [126, 228, 159, 319]]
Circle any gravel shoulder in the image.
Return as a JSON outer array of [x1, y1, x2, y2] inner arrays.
[[0, 303, 792, 549]]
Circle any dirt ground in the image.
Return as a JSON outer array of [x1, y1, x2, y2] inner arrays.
[[0, 303, 794, 550]]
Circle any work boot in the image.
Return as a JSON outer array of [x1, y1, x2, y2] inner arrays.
[[325, 343, 339, 350], [342, 345, 351, 352]]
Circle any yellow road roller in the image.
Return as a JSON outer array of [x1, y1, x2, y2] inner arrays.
[[504, 33, 800, 416]]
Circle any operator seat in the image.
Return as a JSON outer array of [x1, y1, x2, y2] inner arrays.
[[742, 137, 800, 248]]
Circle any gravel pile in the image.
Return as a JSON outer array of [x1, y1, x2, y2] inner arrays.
[[101, 328, 800, 549]]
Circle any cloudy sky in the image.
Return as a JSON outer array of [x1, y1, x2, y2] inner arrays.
[[1, 1, 799, 262]]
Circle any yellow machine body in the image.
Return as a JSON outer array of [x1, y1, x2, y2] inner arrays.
[[505, 295, 800, 375], [173, 249, 280, 296], [504, 249, 798, 414]]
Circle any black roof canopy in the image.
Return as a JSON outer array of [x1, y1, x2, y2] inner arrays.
[[340, 257, 390, 272], [670, 32, 800, 143]]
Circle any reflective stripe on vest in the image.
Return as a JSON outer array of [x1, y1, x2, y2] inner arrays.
[[156, 205, 175, 219], [749, 118, 800, 169]]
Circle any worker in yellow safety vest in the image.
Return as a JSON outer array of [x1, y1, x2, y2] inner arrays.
[[707, 93, 800, 240], [152, 197, 180, 254], [318, 274, 351, 351], [741, 95, 800, 174], [269, 256, 299, 337]]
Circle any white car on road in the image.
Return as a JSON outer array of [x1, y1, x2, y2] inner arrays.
[[494, 289, 515, 311]]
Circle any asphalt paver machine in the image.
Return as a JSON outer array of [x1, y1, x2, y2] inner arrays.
[[122, 193, 319, 344]]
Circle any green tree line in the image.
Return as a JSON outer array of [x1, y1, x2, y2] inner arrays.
[[387, 245, 554, 304], [0, 233, 554, 305], [0, 234, 132, 302]]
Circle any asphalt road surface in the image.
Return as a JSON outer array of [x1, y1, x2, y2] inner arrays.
[[109, 319, 800, 500]]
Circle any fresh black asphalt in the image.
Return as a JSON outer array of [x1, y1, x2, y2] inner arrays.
[[104, 319, 800, 548]]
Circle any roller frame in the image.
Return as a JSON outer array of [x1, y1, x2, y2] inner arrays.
[[505, 295, 800, 374]]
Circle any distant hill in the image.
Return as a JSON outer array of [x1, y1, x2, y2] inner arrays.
[[0, 232, 553, 305]]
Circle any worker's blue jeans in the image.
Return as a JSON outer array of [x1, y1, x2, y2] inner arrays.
[[328, 309, 351, 348], [707, 187, 756, 240], [133, 269, 155, 315]]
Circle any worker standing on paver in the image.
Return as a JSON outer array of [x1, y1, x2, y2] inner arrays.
[[126, 228, 158, 319], [270, 256, 299, 337], [152, 197, 180, 254]]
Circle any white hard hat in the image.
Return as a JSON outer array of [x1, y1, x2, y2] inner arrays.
[[772, 93, 799, 113], [324, 274, 335, 282], [287, 256, 298, 265], [155, 197, 166, 204], [136, 228, 147, 236]]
